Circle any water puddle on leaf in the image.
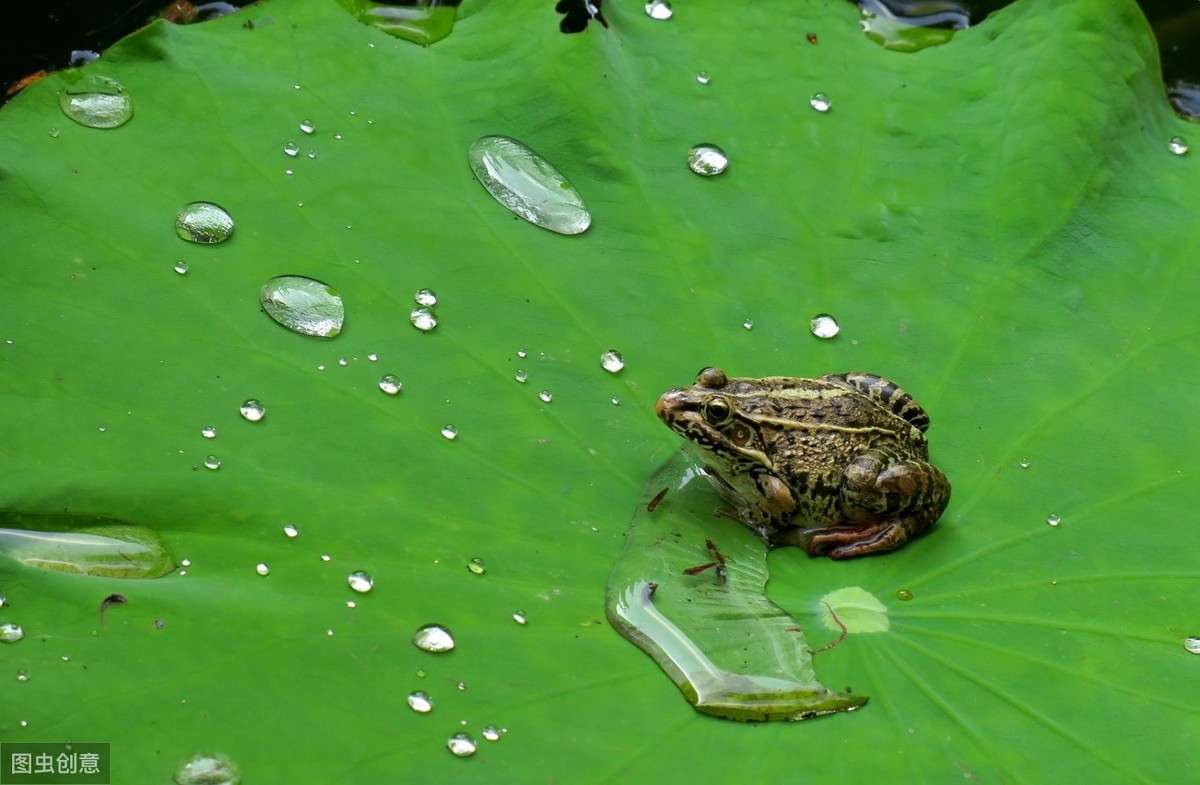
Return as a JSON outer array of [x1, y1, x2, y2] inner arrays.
[[468, 135, 591, 235], [337, 0, 460, 45], [57, 73, 133, 129], [260, 275, 344, 338], [606, 451, 867, 721], [0, 514, 174, 579]]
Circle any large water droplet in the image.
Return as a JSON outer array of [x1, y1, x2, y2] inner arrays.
[[379, 375, 402, 395], [512, 610, 528, 625], [468, 135, 591, 235], [407, 691, 433, 713], [174, 753, 240, 785], [58, 73, 133, 129], [173, 261, 189, 276], [283, 141, 299, 157], [410, 307, 438, 332], [538, 390, 553, 403], [413, 623, 455, 652], [0, 518, 175, 578], [201, 426, 217, 439], [282, 523, 299, 539], [447, 732, 477, 757], [687, 144, 728, 176], [466, 557, 487, 575], [441, 425, 458, 441], [341, 0, 459, 45], [347, 570, 374, 593], [645, 0, 673, 20], [415, 288, 438, 307], [0, 623, 24, 643], [255, 562, 270, 576], [260, 276, 344, 338], [176, 202, 234, 244], [857, 0, 961, 53], [809, 313, 840, 339], [1185, 636, 1200, 654], [514, 369, 528, 384], [1168, 136, 1190, 156], [203, 455, 222, 470], [239, 399, 265, 422], [482, 725, 501, 741], [696, 71, 711, 85], [810, 93, 832, 113], [299, 120, 315, 134], [601, 350, 625, 373], [1046, 513, 1061, 527]]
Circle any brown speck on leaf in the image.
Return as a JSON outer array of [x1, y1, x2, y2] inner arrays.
[[806, 32, 819, 44], [6, 71, 48, 97], [646, 486, 669, 512]]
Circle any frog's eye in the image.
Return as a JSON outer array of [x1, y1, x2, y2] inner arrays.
[[702, 396, 733, 426], [697, 367, 728, 389]]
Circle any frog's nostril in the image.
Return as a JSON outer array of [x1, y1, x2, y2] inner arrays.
[[655, 390, 684, 420]]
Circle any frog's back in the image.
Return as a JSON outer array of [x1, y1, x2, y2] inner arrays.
[[820, 372, 931, 432]]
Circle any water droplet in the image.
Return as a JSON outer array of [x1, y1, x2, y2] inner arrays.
[[325, 628, 334, 636], [611, 396, 620, 405], [809, 313, 840, 339], [347, 570, 374, 593], [414, 288, 438, 306], [1168, 135, 1189, 156], [481, 725, 501, 741], [1019, 458, 1030, 469], [696, 71, 711, 85], [334, 133, 344, 140], [174, 753, 240, 785], [316, 364, 325, 371], [512, 610, 527, 625], [300, 120, 315, 134], [98, 425, 107, 433], [284, 168, 294, 176], [441, 425, 458, 441], [896, 589, 913, 601], [260, 275, 344, 338], [176, 202, 234, 244], [204, 455, 221, 471], [456, 681, 467, 691], [283, 141, 299, 157], [49, 127, 60, 138], [306, 151, 316, 159], [379, 375, 402, 395], [687, 143, 728, 176], [16, 669, 29, 682], [857, 0, 961, 53], [58, 73, 133, 129], [517, 349, 527, 358], [0, 523, 177, 579], [466, 557, 486, 575], [255, 562, 270, 576], [1185, 636, 1200, 654], [1046, 513, 1061, 527], [181, 559, 191, 567], [346, 600, 356, 608], [239, 399, 265, 422], [810, 92, 832, 113], [410, 307, 438, 332], [413, 623, 455, 652], [538, 390, 553, 403], [173, 260, 189, 275], [742, 318, 754, 331], [514, 369, 528, 384], [600, 349, 625, 373], [283, 523, 299, 539], [320, 554, 331, 562], [447, 732, 477, 757], [468, 135, 591, 235], [201, 426, 217, 439], [367, 353, 379, 362], [408, 691, 433, 713], [644, 0, 673, 20], [337, 357, 348, 367], [416, 669, 426, 679], [0, 623, 24, 643]]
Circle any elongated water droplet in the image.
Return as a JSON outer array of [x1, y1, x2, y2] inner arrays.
[[347, 570, 374, 593], [512, 610, 527, 625], [441, 425, 458, 440], [687, 144, 728, 176], [468, 135, 591, 235], [204, 455, 222, 470], [58, 73, 133, 129], [300, 120, 315, 134], [410, 307, 438, 332], [239, 399, 265, 422], [1169, 136, 1189, 156], [408, 691, 433, 713], [810, 92, 832, 113], [255, 562, 270, 576], [174, 753, 240, 785], [283, 523, 299, 539], [173, 261, 189, 275], [415, 288, 438, 306], [1185, 636, 1200, 654], [482, 725, 501, 741], [645, 0, 673, 20], [601, 350, 625, 373], [260, 276, 344, 338], [696, 71, 711, 85], [466, 557, 486, 575], [379, 375, 402, 395], [413, 623, 455, 652], [809, 313, 839, 339], [0, 623, 24, 643], [447, 732, 476, 757], [1046, 513, 1061, 527], [538, 390, 553, 403], [0, 519, 175, 578], [514, 369, 528, 384], [176, 202, 234, 244]]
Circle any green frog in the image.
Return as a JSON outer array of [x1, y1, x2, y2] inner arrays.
[[655, 368, 950, 559]]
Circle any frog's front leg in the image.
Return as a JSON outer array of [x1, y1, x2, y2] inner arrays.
[[809, 447, 950, 559]]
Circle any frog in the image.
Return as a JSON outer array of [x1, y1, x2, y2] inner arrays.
[[655, 367, 950, 559]]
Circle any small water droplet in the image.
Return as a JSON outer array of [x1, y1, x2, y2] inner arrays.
[[809, 313, 840, 339], [98, 425, 107, 432], [325, 628, 334, 636], [896, 589, 913, 601], [410, 307, 438, 332], [810, 92, 831, 113], [413, 623, 455, 652], [416, 669, 426, 679], [468, 135, 591, 235], [283, 141, 299, 157], [283, 523, 299, 539], [466, 557, 486, 575], [644, 0, 673, 20], [346, 600, 356, 608], [611, 396, 620, 405], [201, 426, 217, 439], [379, 375, 402, 395], [742, 318, 754, 331], [347, 570, 374, 593], [260, 276, 344, 338], [1046, 513, 1061, 527], [1168, 136, 1189, 156], [512, 610, 527, 625], [447, 732, 477, 757], [0, 623, 24, 643], [239, 399, 266, 422], [514, 369, 528, 384], [456, 681, 467, 691], [316, 364, 325, 371], [516, 349, 527, 358], [306, 151, 316, 159], [255, 562, 270, 576], [687, 143, 728, 176], [441, 425, 458, 440], [600, 349, 625, 373], [16, 669, 29, 682], [58, 74, 133, 129], [173, 260, 189, 275], [408, 690, 433, 713], [284, 168, 294, 176], [337, 357, 348, 367], [414, 288, 438, 306], [176, 202, 234, 244], [49, 127, 60, 138], [696, 71, 711, 85], [203, 455, 221, 470], [181, 559, 192, 567], [538, 390, 553, 403], [320, 554, 331, 562], [174, 753, 240, 785], [334, 133, 344, 140], [300, 120, 315, 134], [1019, 458, 1030, 469], [1184, 636, 1200, 654], [367, 353, 379, 362]]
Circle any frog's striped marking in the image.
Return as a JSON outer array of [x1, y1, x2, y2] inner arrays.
[[821, 373, 931, 432]]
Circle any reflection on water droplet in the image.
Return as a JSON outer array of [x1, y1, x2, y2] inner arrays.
[[379, 375, 402, 395], [538, 390, 553, 403], [413, 623, 455, 652], [284, 141, 299, 157], [696, 71, 711, 85], [514, 369, 528, 384], [466, 557, 486, 575], [1046, 514, 1061, 527], [809, 313, 839, 339], [201, 426, 216, 439], [468, 135, 591, 235], [58, 74, 133, 129], [810, 93, 831, 112], [1019, 458, 1030, 469], [347, 570, 374, 593], [601, 350, 625, 373], [174, 753, 240, 785], [255, 562, 270, 576], [0, 623, 24, 643], [645, 0, 673, 20], [204, 455, 221, 471], [0, 520, 175, 578], [300, 120, 315, 134], [239, 399, 265, 422], [261, 276, 344, 338], [512, 611, 527, 625], [414, 288, 438, 306], [410, 307, 438, 332], [173, 261, 189, 276], [176, 202, 234, 244], [441, 425, 458, 440], [447, 732, 476, 757], [1168, 136, 1189, 156], [687, 144, 728, 176], [742, 318, 754, 331], [896, 589, 913, 601], [408, 690, 433, 713], [1185, 636, 1200, 654], [482, 725, 501, 741], [283, 523, 299, 539]]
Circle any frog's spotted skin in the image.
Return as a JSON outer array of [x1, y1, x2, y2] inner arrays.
[[655, 368, 950, 559]]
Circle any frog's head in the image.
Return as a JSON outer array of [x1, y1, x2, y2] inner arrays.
[[655, 367, 773, 475]]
